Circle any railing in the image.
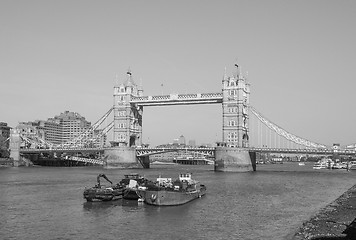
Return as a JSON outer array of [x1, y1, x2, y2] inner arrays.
[[249, 147, 355, 155], [20, 147, 104, 153], [152, 95, 171, 101], [130, 92, 223, 105], [69, 156, 104, 165], [136, 147, 216, 157]]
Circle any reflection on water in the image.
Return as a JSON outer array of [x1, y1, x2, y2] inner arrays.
[[83, 200, 123, 211]]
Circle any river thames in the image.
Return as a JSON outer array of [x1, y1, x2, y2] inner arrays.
[[0, 162, 355, 240]]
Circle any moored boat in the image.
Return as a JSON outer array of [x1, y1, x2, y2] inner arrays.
[[313, 158, 332, 170], [83, 186, 123, 202], [120, 173, 148, 200], [136, 173, 206, 206], [83, 174, 124, 202], [312, 162, 326, 170]]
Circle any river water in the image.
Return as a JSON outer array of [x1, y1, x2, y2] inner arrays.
[[0, 162, 355, 240]]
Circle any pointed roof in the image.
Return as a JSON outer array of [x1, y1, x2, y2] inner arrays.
[[123, 67, 136, 87]]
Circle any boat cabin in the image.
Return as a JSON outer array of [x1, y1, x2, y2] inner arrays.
[[156, 177, 172, 187], [120, 173, 145, 187], [179, 173, 192, 182], [124, 173, 142, 179]]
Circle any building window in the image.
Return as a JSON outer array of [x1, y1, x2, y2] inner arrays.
[[228, 107, 237, 113], [227, 132, 237, 142], [229, 120, 236, 126]]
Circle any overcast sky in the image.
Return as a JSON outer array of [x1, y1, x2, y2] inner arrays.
[[1, 0, 355, 147]]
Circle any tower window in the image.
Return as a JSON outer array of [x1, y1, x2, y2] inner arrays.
[[227, 132, 238, 142], [118, 111, 126, 116], [229, 90, 236, 96]]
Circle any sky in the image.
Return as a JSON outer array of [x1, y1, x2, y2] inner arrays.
[[1, 0, 355, 147]]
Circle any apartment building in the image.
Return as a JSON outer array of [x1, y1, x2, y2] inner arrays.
[[17, 111, 92, 146]]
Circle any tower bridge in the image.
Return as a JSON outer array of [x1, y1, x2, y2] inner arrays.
[[12, 62, 355, 170]]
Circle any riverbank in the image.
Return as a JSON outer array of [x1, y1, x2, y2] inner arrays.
[[292, 184, 356, 239], [0, 158, 13, 167]]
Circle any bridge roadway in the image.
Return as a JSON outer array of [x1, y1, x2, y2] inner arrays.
[[250, 147, 355, 156], [19, 147, 356, 156], [130, 92, 223, 106]]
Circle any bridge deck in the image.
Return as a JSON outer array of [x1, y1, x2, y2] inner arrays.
[[130, 93, 223, 106], [19, 147, 355, 156]]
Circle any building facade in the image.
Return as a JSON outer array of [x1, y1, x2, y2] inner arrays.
[[51, 111, 91, 143], [0, 122, 11, 157], [17, 111, 95, 147]]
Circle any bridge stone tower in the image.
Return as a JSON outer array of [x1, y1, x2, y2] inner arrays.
[[215, 63, 253, 172], [222, 63, 250, 147], [104, 69, 147, 168], [112, 69, 143, 147]]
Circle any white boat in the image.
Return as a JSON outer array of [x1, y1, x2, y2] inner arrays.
[[349, 161, 356, 170], [313, 163, 326, 169], [298, 162, 305, 166], [136, 173, 206, 206], [313, 158, 333, 169]]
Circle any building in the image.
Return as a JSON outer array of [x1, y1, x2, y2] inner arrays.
[[40, 119, 62, 145], [51, 111, 91, 143], [0, 122, 11, 157], [0, 122, 11, 141], [188, 140, 196, 147], [179, 135, 186, 145], [16, 111, 101, 147]]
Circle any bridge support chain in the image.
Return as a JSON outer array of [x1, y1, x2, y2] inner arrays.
[[103, 147, 148, 169], [137, 156, 150, 169], [214, 147, 253, 172]]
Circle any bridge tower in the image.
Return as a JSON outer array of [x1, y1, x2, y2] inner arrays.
[[104, 69, 148, 168], [112, 69, 143, 147], [216, 62, 254, 172], [222, 62, 250, 147]]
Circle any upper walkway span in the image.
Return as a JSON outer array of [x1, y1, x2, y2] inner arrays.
[[130, 93, 223, 106]]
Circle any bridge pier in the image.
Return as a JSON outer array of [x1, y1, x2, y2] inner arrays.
[[103, 147, 148, 169], [214, 147, 254, 172]]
